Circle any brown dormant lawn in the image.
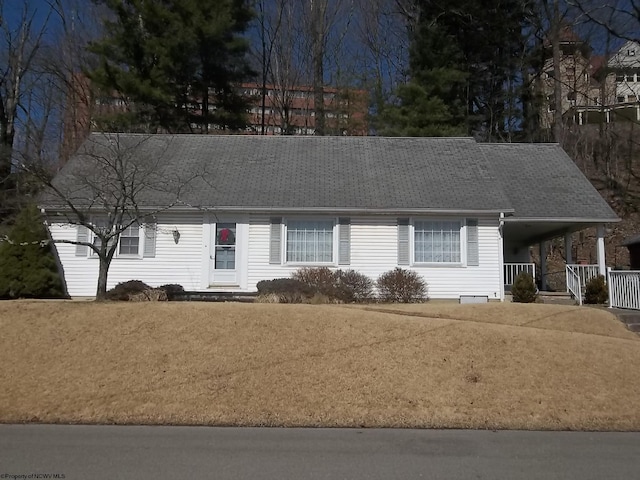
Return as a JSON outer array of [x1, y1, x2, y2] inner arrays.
[[1, 301, 638, 430]]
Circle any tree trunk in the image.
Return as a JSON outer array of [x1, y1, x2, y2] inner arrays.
[[96, 255, 110, 300], [95, 243, 116, 301], [311, 0, 325, 136], [551, 0, 564, 144]]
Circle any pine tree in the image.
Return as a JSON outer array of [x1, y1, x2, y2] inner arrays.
[[379, 16, 468, 136], [0, 204, 65, 299], [380, 0, 528, 139], [88, 0, 254, 133]]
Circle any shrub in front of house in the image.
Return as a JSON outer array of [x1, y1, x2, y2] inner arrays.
[[159, 283, 185, 301], [375, 268, 428, 303], [511, 272, 537, 303], [105, 280, 151, 301], [292, 267, 339, 298], [584, 275, 608, 304], [256, 278, 316, 303], [336, 269, 374, 303], [291, 267, 374, 303], [129, 288, 168, 302]]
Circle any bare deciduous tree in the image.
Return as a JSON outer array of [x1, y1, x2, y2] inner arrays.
[[568, 0, 639, 43], [25, 133, 204, 299], [250, 0, 357, 136], [0, 0, 52, 191]]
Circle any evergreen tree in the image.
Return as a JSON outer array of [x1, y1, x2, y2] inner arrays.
[[380, 0, 529, 139], [88, 0, 254, 133], [379, 18, 468, 136], [0, 204, 65, 299]]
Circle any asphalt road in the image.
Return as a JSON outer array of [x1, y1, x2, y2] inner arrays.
[[1, 425, 639, 480]]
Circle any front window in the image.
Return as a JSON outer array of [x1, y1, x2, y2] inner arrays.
[[91, 218, 111, 254], [286, 220, 333, 263], [119, 224, 140, 255], [414, 220, 461, 263]]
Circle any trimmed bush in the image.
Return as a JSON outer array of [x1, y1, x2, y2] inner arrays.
[[336, 269, 374, 303], [0, 204, 65, 299], [105, 280, 151, 301], [256, 278, 316, 303], [584, 275, 608, 304], [292, 267, 338, 298], [159, 283, 185, 301], [511, 272, 537, 303], [129, 288, 168, 302], [375, 268, 427, 303], [291, 267, 374, 303]]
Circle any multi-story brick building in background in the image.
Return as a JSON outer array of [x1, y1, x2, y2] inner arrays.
[[240, 83, 368, 136], [60, 76, 369, 165]]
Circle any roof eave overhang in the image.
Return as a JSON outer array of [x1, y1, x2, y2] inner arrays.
[[504, 216, 620, 223], [198, 206, 514, 215], [42, 205, 514, 216]]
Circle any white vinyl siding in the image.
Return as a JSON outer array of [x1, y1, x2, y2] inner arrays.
[[52, 212, 502, 300], [246, 214, 502, 300], [49, 212, 205, 297]]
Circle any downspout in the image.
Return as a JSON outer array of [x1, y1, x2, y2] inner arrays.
[[499, 212, 505, 302]]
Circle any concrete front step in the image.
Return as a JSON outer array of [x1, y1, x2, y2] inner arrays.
[[505, 292, 577, 305], [538, 293, 577, 305]]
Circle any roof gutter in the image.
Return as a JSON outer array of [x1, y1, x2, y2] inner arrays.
[[42, 205, 515, 216], [504, 216, 620, 223]]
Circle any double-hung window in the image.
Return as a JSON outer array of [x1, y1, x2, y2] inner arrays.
[[118, 224, 140, 255], [286, 220, 334, 263], [76, 217, 156, 259], [90, 218, 111, 254], [414, 220, 461, 264], [90, 220, 141, 257]]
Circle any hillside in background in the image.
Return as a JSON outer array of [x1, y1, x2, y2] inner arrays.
[[534, 122, 640, 290]]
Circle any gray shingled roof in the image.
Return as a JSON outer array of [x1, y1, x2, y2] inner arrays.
[[622, 234, 640, 246], [478, 143, 618, 221], [45, 133, 617, 222]]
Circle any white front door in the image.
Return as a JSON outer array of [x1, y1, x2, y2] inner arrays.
[[211, 222, 238, 285]]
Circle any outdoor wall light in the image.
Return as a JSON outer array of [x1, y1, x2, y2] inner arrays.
[[172, 229, 181, 244]]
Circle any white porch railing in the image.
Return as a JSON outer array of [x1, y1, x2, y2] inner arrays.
[[607, 268, 640, 310], [566, 265, 583, 305], [504, 263, 536, 286], [565, 264, 600, 291]]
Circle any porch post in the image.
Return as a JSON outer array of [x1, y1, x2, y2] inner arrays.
[[564, 233, 573, 265], [597, 225, 606, 277], [499, 213, 505, 302], [539, 241, 547, 291]]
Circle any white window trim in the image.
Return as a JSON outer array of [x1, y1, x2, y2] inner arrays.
[[410, 217, 467, 267], [283, 217, 338, 266], [88, 220, 146, 259]]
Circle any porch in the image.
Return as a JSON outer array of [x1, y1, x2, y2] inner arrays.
[[504, 262, 600, 305], [502, 219, 610, 304]]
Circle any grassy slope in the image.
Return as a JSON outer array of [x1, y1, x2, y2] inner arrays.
[[1, 301, 638, 430]]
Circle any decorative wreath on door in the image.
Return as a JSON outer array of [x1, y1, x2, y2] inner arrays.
[[217, 227, 235, 245]]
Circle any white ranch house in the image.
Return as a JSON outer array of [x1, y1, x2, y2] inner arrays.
[[44, 135, 618, 300]]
